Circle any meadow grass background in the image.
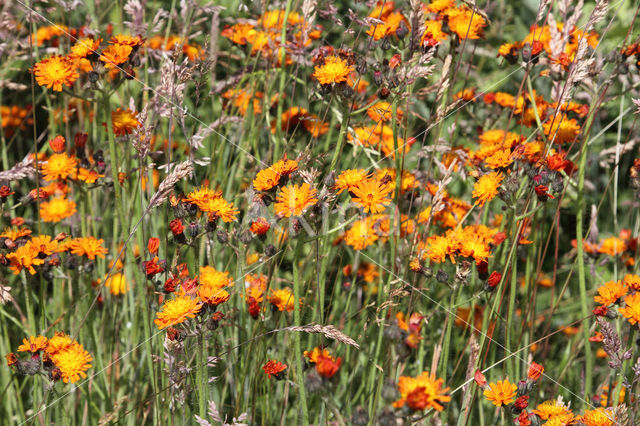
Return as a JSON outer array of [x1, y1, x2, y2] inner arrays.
[[1, 0, 640, 424]]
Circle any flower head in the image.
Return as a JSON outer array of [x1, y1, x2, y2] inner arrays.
[[99, 44, 133, 69], [274, 183, 318, 217], [50, 341, 93, 383], [267, 288, 295, 311], [350, 177, 393, 214], [483, 379, 517, 406], [619, 292, 640, 325], [110, 108, 140, 136], [312, 56, 354, 85], [154, 293, 203, 329], [394, 371, 451, 411], [263, 360, 287, 379], [40, 196, 77, 222], [105, 273, 128, 296], [473, 172, 503, 206], [18, 336, 48, 353], [70, 37, 102, 58], [315, 353, 341, 378], [594, 280, 628, 306], [33, 55, 79, 92]]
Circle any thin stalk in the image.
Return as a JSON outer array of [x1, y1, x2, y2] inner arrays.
[[292, 237, 309, 425]]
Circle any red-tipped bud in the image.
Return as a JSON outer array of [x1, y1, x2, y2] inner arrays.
[[49, 135, 66, 153], [527, 362, 544, 381], [474, 370, 487, 388]]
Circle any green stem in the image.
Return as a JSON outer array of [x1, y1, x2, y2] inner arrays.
[[292, 237, 309, 425]]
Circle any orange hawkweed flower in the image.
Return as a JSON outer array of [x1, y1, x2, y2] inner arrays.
[[543, 115, 580, 144], [49, 341, 93, 383], [250, 217, 270, 235], [624, 274, 640, 290], [312, 56, 354, 85], [446, 6, 486, 40], [367, 101, 403, 123], [579, 408, 616, 425], [263, 360, 287, 379], [69, 237, 108, 259], [598, 236, 626, 256], [267, 288, 295, 311], [532, 400, 575, 422], [483, 379, 517, 406], [619, 292, 640, 325], [304, 347, 332, 364], [105, 273, 129, 296], [33, 55, 79, 92], [527, 362, 544, 381], [422, 20, 448, 46], [253, 167, 282, 191], [154, 292, 203, 329], [6, 244, 44, 274], [18, 336, 48, 353], [40, 196, 77, 222], [99, 44, 133, 69], [110, 34, 143, 48], [274, 183, 318, 217], [199, 266, 234, 290], [350, 177, 393, 214], [201, 197, 239, 223], [70, 37, 102, 58], [472, 172, 503, 206], [334, 169, 370, 194], [110, 108, 140, 136], [594, 280, 628, 306], [344, 217, 379, 250], [393, 371, 451, 411], [315, 353, 342, 378], [197, 285, 230, 307], [41, 153, 78, 181]]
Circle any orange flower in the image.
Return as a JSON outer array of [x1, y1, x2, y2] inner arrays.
[[304, 347, 332, 363], [472, 172, 503, 206], [253, 167, 282, 191], [40, 196, 77, 222], [344, 217, 379, 250], [274, 183, 318, 217], [41, 153, 78, 181], [533, 400, 575, 422], [367, 101, 403, 123], [483, 379, 517, 406], [154, 292, 203, 329], [110, 34, 143, 48], [267, 288, 295, 311], [393, 371, 451, 411], [350, 177, 393, 214], [99, 44, 133, 69], [6, 243, 44, 274], [422, 20, 448, 46], [315, 353, 342, 378], [594, 280, 628, 306], [579, 408, 616, 426], [69, 237, 108, 259], [312, 56, 354, 85], [527, 362, 544, 381], [619, 292, 640, 325], [446, 6, 486, 40], [49, 340, 93, 383], [598, 236, 626, 256], [17, 335, 48, 353], [110, 108, 140, 136], [624, 274, 640, 290], [70, 37, 102, 58], [543, 115, 580, 144], [105, 273, 129, 296], [334, 169, 370, 194], [263, 360, 287, 379], [33, 55, 79, 92]]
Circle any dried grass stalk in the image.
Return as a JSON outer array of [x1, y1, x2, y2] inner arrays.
[[284, 323, 360, 349], [148, 161, 194, 209]]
